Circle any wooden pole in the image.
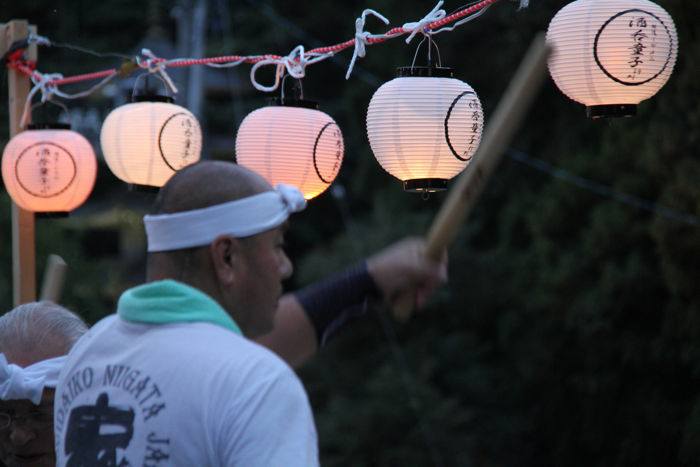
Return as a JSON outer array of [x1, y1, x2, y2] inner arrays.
[[1, 20, 37, 306], [394, 33, 551, 320], [40, 254, 67, 303]]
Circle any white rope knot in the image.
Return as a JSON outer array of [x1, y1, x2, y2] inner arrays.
[[139, 48, 179, 95], [20, 71, 64, 129], [27, 33, 52, 47], [281, 45, 308, 79], [402, 0, 446, 44], [250, 46, 333, 93], [346, 9, 390, 80]]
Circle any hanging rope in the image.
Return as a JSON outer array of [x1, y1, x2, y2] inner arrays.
[[5, 0, 507, 96]]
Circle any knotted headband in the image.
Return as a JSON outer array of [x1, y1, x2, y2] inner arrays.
[[0, 353, 66, 404], [144, 184, 307, 252]]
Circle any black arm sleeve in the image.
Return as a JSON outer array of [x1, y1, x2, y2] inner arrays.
[[294, 261, 381, 346]]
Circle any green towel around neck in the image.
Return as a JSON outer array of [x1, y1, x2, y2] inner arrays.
[[117, 279, 242, 335]]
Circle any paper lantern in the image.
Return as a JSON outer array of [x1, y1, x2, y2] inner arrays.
[[235, 100, 344, 200], [1, 124, 97, 214], [100, 96, 202, 187], [366, 67, 483, 192], [547, 0, 678, 118]]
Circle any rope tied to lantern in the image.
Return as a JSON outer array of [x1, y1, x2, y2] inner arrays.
[[19, 70, 64, 130], [136, 48, 179, 95], [250, 45, 334, 92], [402, 1, 446, 44], [345, 9, 390, 79]]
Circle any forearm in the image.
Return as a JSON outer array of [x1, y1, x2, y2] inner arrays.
[[255, 294, 318, 369], [257, 262, 380, 368]]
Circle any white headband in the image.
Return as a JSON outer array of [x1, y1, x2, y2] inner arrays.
[[0, 354, 66, 405], [144, 184, 307, 252]]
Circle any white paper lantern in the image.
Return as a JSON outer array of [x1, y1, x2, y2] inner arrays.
[[235, 100, 344, 200], [1, 124, 97, 213], [100, 98, 202, 187], [366, 67, 484, 192], [547, 0, 678, 118]]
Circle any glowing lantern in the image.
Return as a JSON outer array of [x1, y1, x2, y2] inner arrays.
[[100, 96, 202, 188], [1, 124, 97, 214], [366, 67, 483, 193], [546, 0, 678, 118], [235, 99, 344, 200]]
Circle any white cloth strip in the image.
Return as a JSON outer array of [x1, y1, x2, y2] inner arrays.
[[402, 1, 446, 44], [0, 354, 66, 404], [144, 184, 306, 253], [138, 48, 179, 94], [19, 71, 63, 129], [345, 9, 390, 80]]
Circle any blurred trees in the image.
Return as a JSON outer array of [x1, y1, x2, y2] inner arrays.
[[1, 0, 699, 465]]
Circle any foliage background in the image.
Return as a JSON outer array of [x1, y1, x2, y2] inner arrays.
[[1, 0, 699, 465]]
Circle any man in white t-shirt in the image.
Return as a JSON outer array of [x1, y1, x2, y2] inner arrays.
[[54, 161, 446, 466]]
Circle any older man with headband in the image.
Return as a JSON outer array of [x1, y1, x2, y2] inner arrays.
[[54, 161, 446, 466], [0, 302, 88, 467]]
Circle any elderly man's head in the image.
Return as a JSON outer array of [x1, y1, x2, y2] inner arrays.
[[146, 161, 295, 337], [0, 301, 87, 467]]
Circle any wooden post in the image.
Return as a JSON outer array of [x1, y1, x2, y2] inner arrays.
[[1, 20, 37, 305]]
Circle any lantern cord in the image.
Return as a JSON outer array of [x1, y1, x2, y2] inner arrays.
[[29, 97, 71, 125], [6, 0, 505, 95], [507, 149, 700, 227], [28, 33, 132, 60], [52, 73, 117, 100], [402, 1, 447, 44], [411, 36, 443, 69], [131, 71, 173, 100], [280, 74, 305, 101], [345, 9, 390, 80]]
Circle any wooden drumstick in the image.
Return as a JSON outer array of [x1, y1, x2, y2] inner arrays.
[[393, 33, 552, 321]]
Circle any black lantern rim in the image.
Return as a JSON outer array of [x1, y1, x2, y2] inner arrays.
[[132, 94, 175, 103], [36, 211, 70, 219], [128, 184, 161, 193], [403, 178, 448, 193], [269, 97, 319, 110], [586, 104, 637, 119], [396, 66, 454, 78], [27, 123, 71, 130]]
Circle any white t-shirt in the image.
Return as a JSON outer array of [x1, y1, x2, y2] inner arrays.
[[54, 315, 318, 466]]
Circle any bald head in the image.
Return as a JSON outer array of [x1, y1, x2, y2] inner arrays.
[[152, 161, 272, 215], [0, 302, 88, 367]]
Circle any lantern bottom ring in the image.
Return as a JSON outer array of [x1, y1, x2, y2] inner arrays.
[[36, 212, 69, 219], [128, 184, 161, 194], [586, 104, 637, 119], [403, 178, 448, 193]]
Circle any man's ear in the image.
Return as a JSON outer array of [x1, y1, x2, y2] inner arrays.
[[209, 235, 244, 284]]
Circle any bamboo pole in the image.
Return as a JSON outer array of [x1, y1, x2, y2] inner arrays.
[[1, 20, 38, 306], [394, 33, 552, 320]]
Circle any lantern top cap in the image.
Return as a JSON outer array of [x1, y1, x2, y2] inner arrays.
[[27, 123, 71, 131], [132, 94, 175, 104], [396, 66, 454, 78], [268, 97, 319, 110]]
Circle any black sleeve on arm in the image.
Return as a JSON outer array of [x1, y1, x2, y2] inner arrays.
[[293, 261, 381, 346]]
